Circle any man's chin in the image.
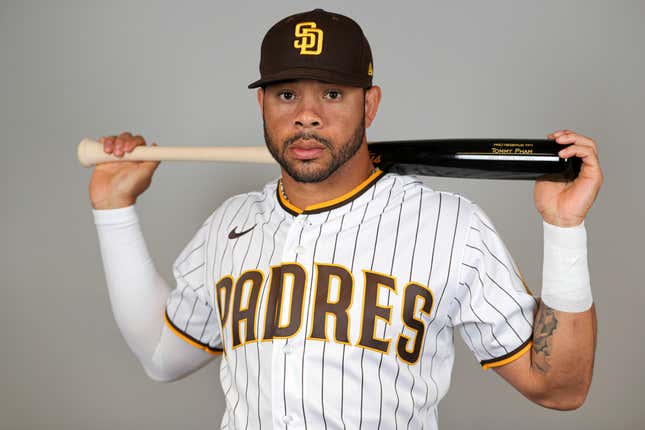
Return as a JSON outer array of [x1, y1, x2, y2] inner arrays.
[[283, 160, 335, 183]]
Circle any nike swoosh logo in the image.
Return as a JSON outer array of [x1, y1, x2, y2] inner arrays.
[[228, 225, 256, 239]]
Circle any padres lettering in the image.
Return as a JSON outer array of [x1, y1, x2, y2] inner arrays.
[[294, 22, 323, 55], [215, 263, 434, 365]]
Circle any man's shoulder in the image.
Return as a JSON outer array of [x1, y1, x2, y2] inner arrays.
[[386, 172, 479, 212], [221, 180, 277, 207], [201, 178, 279, 225]]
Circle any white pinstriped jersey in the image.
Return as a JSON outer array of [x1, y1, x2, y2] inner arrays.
[[165, 169, 537, 430]]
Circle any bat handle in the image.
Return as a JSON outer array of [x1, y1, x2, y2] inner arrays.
[[77, 138, 276, 167], [77, 138, 169, 167]]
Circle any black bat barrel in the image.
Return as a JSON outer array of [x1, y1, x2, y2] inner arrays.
[[367, 139, 581, 181]]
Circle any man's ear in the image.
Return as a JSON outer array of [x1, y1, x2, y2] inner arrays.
[[364, 85, 382, 128], [257, 88, 264, 112]]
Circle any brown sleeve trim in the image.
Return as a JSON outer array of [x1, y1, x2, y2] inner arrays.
[[164, 310, 223, 356], [480, 337, 532, 370]]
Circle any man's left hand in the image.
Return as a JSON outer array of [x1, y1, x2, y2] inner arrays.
[[534, 129, 603, 227]]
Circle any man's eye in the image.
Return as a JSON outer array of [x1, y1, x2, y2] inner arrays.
[[325, 90, 342, 100], [278, 91, 295, 101]]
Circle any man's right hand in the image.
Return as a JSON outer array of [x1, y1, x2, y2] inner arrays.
[[89, 132, 161, 210]]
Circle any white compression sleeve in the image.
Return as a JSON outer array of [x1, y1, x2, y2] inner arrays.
[[541, 220, 593, 313], [93, 205, 214, 381]]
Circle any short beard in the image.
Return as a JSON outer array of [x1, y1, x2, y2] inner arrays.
[[263, 114, 365, 183]]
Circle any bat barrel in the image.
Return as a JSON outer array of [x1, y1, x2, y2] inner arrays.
[[368, 139, 580, 181]]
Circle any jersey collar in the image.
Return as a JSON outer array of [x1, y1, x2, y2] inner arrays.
[[276, 168, 386, 216]]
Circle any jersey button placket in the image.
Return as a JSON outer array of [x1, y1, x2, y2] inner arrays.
[[271, 339, 302, 429], [282, 414, 293, 424], [272, 216, 305, 428], [283, 215, 309, 261]]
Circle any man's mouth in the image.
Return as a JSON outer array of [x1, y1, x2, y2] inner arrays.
[[288, 139, 327, 160]]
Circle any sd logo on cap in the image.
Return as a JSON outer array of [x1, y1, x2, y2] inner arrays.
[[294, 22, 324, 55], [248, 9, 373, 89]]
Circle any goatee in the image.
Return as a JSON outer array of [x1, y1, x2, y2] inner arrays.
[[263, 115, 365, 183]]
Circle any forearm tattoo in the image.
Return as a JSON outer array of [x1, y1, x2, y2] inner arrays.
[[532, 303, 559, 373]]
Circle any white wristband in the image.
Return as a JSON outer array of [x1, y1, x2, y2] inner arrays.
[[541, 220, 592, 312]]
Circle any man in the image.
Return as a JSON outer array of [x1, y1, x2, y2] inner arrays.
[[90, 8, 602, 429]]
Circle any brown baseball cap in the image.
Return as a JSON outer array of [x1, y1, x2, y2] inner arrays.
[[248, 9, 373, 89]]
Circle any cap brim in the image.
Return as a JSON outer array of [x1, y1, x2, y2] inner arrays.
[[248, 68, 371, 89]]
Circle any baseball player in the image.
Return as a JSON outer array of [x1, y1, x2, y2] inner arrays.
[[89, 9, 602, 429]]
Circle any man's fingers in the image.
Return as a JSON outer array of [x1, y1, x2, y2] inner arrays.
[[101, 135, 116, 154], [550, 130, 596, 148], [555, 133, 598, 155], [549, 130, 567, 138], [549, 129, 578, 140], [114, 132, 135, 156], [100, 132, 148, 158], [129, 135, 146, 152], [558, 144, 600, 169]]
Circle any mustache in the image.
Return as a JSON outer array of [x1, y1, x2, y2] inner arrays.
[[284, 132, 332, 149]]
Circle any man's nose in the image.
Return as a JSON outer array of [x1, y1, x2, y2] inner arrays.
[[294, 99, 322, 128]]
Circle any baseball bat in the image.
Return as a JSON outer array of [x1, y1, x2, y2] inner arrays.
[[77, 138, 580, 181]]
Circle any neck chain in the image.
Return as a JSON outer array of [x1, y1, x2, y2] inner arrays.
[[279, 167, 380, 203], [279, 179, 289, 202]]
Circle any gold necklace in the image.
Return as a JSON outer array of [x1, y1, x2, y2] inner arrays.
[[279, 179, 289, 202], [279, 167, 379, 203]]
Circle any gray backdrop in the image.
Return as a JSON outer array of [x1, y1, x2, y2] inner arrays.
[[2, 0, 643, 429]]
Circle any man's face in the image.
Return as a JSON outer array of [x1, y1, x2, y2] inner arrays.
[[259, 80, 367, 183]]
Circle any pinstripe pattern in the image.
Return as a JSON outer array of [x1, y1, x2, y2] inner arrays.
[[321, 198, 355, 430], [359, 180, 397, 428], [225, 196, 265, 430], [163, 174, 536, 430], [300, 211, 331, 429], [453, 204, 536, 365], [341, 187, 375, 429], [376, 187, 406, 430], [232, 196, 270, 429]]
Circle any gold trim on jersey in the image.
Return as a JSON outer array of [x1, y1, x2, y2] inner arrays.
[[480, 338, 532, 370], [277, 189, 304, 214], [164, 310, 223, 355], [276, 168, 385, 215]]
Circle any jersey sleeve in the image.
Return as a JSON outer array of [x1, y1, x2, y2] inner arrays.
[[165, 217, 223, 355], [452, 203, 537, 370]]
